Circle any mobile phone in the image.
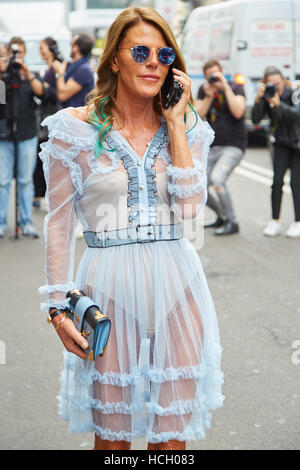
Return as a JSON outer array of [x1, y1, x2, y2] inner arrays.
[[161, 68, 184, 109]]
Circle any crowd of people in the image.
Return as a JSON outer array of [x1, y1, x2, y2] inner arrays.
[[0, 31, 300, 240], [0, 33, 95, 239], [195, 60, 300, 239]]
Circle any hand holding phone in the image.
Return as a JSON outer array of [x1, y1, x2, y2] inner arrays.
[[161, 68, 184, 109]]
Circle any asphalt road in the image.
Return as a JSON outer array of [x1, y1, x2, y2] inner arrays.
[[0, 144, 300, 450]]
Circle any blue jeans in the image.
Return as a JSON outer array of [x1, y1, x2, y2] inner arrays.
[[0, 136, 38, 231]]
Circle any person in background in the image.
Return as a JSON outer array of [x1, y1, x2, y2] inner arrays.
[[252, 66, 300, 238], [52, 33, 95, 108], [33, 37, 61, 210], [52, 33, 95, 238], [195, 59, 247, 236], [0, 37, 43, 238]]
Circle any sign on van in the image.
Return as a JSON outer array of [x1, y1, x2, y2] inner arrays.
[[250, 20, 293, 58]]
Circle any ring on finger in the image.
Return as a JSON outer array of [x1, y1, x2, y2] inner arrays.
[[175, 80, 184, 90], [55, 313, 66, 331]]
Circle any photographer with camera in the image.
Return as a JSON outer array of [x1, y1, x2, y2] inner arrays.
[[252, 66, 300, 238], [33, 37, 62, 209], [52, 33, 95, 108], [0, 37, 43, 238], [195, 59, 247, 236]]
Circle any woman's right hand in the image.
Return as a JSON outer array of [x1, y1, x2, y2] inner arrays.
[[256, 82, 265, 102], [51, 313, 89, 360]]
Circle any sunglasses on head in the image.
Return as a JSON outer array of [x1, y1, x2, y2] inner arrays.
[[118, 45, 176, 66]]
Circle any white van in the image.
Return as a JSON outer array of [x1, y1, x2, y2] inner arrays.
[[181, 0, 300, 133]]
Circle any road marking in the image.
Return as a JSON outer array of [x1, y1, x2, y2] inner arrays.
[[0, 340, 6, 365], [234, 161, 291, 194], [240, 160, 273, 178], [240, 160, 290, 184]]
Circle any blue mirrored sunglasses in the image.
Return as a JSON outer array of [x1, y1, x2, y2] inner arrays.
[[119, 45, 176, 66]]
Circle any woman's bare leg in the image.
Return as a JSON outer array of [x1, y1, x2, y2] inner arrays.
[[94, 435, 131, 450], [147, 440, 186, 450]]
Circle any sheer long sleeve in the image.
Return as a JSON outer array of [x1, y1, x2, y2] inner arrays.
[[166, 115, 214, 219], [38, 115, 84, 312]]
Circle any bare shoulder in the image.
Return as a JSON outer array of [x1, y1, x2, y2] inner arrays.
[[64, 106, 89, 123]]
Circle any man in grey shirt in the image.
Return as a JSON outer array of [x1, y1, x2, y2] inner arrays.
[[195, 59, 247, 236]]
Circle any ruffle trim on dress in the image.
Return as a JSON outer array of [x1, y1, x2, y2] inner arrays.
[[166, 158, 204, 180], [64, 359, 210, 387], [186, 120, 215, 148], [63, 423, 145, 442], [39, 141, 84, 195], [109, 124, 168, 164], [167, 178, 207, 199], [86, 123, 169, 177], [87, 149, 121, 175], [41, 111, 97, 151], [58, 393, 144, 414], [58, 417, 212, 443], [62, 342, 223, 387], [39, 282, 76, 295], [58, 343, 224, 442], [39, 283, 75, 312], [59, 368, 224, 413], [145, 398, 205, 416], [61, 422, 210, 443], [157, 118, 214, 166], [40, 299, 71, 313], [58, 392, 223, 419], [146, 429, 207, 444]]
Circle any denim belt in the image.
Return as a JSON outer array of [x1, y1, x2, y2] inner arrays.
[[83, 224, 183, 248]]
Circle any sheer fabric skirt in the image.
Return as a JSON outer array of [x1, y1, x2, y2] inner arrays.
[[58, 237, 224, 443]]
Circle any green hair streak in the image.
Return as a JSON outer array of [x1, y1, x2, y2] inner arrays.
[[87, 97, 115, 157]]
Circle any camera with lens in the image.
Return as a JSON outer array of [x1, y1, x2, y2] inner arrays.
[[208, 74, 219, 84], [264, 82, 278, 99], [49, 44, 64, 63], [2, 44, 22, 87]]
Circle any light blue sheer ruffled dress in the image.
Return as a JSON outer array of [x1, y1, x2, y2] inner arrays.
[[38, 108, 224, 443]]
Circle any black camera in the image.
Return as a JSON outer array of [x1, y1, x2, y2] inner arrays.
[[208, 74, 219, 84], [2, 44, 22, 87], [264, 82, 278, 99], [49, 44, 64, 63]]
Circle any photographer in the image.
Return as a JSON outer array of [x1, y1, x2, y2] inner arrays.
[[52, 33, 94, 108], [0, 37, 43, 238], [195, 59, 247, 236], [252, 66, 300, 238]]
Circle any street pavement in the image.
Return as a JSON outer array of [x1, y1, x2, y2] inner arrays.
[[0, 144, 300, 450]]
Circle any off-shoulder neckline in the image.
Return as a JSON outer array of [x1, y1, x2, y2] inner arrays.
[[62, 107, 168, 130], [63, 108, 94, 128]]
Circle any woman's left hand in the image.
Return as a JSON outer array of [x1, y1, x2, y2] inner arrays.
[[161, 68, 191, 124]]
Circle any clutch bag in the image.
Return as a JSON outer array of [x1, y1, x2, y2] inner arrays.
[[66, 288, 111, 361]]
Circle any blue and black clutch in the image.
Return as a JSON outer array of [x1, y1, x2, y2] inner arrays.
[[66, 289, 111, 361]]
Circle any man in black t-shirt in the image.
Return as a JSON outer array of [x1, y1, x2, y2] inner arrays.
[[195, 59, 247, 235], [0, 37, 43, 238]]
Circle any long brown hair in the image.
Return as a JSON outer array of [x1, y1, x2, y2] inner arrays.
[[87, 6, 189, 153]]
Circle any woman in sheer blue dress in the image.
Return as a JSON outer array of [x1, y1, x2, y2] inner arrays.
[[39, 7, 224, 451]]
